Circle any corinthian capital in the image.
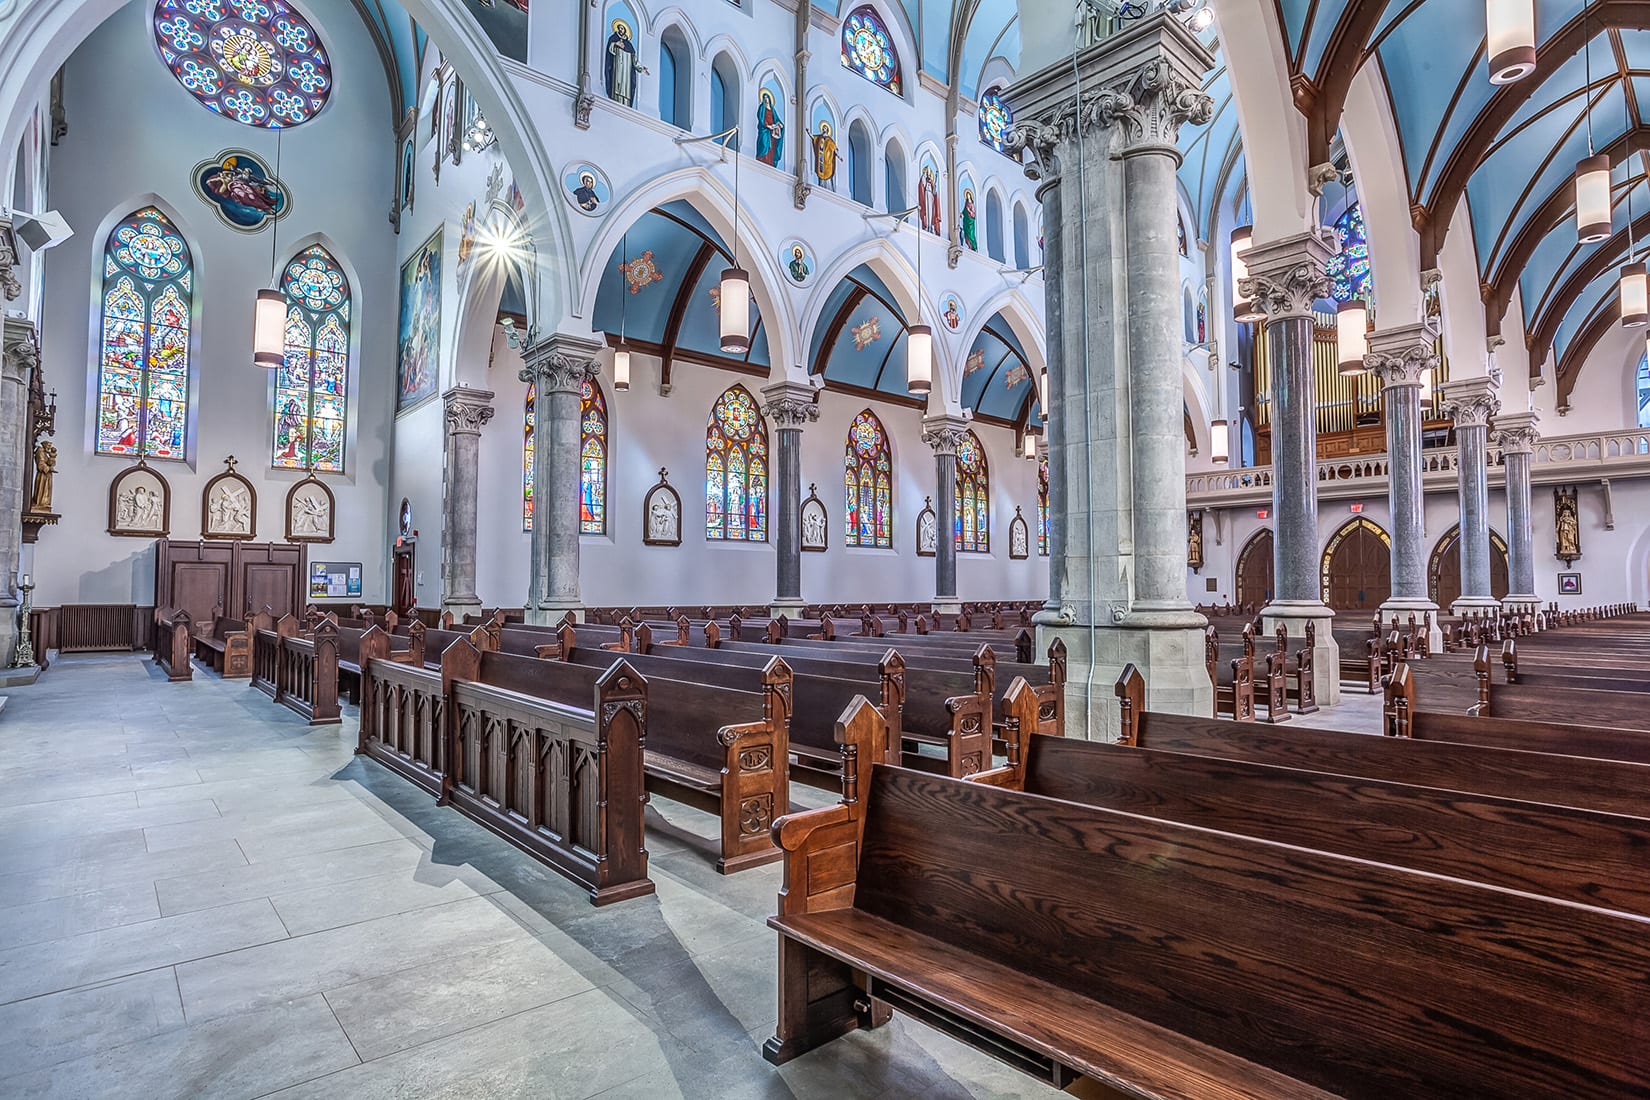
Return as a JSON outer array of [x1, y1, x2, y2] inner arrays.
[[2, 316, 37, 381], [1238, 232, 1333, 322], [1438, 376, 1501, 430], [922, 414, 969, 456], [443, 386, 495, 435], [1494, 410, 1540, 455], [1364, 325, 1438, 389], [519, 332, 603, 395], [760, 380, 819, 430], [1108, 59, 1213, 150]]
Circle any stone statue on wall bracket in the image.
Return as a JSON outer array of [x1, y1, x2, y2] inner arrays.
[[1554, 485, 1582, 566], [1188, 511, 1204, 573], [107, 462, 170, 538]]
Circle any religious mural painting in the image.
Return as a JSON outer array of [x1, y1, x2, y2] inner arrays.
[[285, 475, 336, 543], [1037, 456, 1049, 556], [191, 150, 288, 231], [940, 292, 965, 334], [850, 316, 881, 351], [202, 456, 257, 540], [96, 207, 191, 460], [643, 468, 682, 547], [620, 250, 664, 294], [800, 485, 828, 552], [152, 0, 332, 129], [604, 3, 644, 108], [917, 152, 943, 235], [809, 100, 839, 191], [781, 239, 814, 285], [458, 0, 528, 63], [563, 161, 611, 215], [755, 76, 785, 168], [840, 5, 902, 95], [107, 463, 170, 538], [274, 245, 349, 472], [1558, 572, 1582, 595], [396, 228, 442, 412], [456, 202, 478, 289]]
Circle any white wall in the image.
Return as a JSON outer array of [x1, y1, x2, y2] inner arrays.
[[34, 0, 397, 607]]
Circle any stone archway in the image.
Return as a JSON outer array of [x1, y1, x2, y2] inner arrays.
[[1320, 517, 1391, 611], [1428, 525, 1510, 610], [1235, 528, 1273, 609]]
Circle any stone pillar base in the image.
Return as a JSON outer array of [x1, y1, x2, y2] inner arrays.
[[0, 612, 17, 673], [1451, 596, 1502, 618], [769, 599, 806, 618], [1261, 601, 1341, 705], [1502, 595, 1541, 627], [526, 603, 583, 626], [1037, 623, 1214, 742], [931, 599, 963, 617], [442, 597, 483, 618], [1380, 597, 1443, 652]]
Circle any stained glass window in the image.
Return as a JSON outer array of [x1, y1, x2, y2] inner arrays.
[[841, 6, 902, 95], [96, 207, 192, 459], [1637, 354, 1650, 429], [273, 246, 348, 471], [523, 383, 535, 530], [844, 409, 893, 548], [579, 377, 608, 534], [1326, 202, 1371, 303], [978, 88, 1011, 155], [1037, 457, 1049, 556], [153, 0, 332, 128], [706, 385, 769, 542], [954, 429, 989, 553]]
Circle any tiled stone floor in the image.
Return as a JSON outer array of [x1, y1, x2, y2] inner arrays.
[[0, 654, 1065, 1100]]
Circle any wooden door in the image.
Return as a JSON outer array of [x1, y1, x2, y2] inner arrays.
[[1235, 530, 1274, 609], [393, 544, 416, 617], [1430, 530, 1511, 609], [1322, 521, 1391, 611]]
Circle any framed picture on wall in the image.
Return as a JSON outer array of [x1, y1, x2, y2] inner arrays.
[[800, 486, 828, 552], [643, 468, 682, 547], [1558, 572, 1582, 595]]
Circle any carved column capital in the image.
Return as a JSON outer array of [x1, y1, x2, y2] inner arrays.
[[1438, 376, 1502, 430], [442, 386, 495, 435], [1365, 324, 1438, 389], [1494, 410, 1540, 455], [760, 380, 819, 430], [2, 317, 38, 381], [1108, 59, 1213, 152], [1239, 232, 1333, 322], [0, 219, 21, 303], [519, 332, 603, 395], [922, 414, 970, 456]]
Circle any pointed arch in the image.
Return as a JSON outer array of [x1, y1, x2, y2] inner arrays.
[[95, 205, 193, 459], [1037, 455, 1048, 556], [840, 5, 903, 96], [579, 376, 609, 535], [1429, 524, 1510, 610], [706, 383, 769, 542], [844, 408, 893, 548], [954, 428, 989, 553], [273, 245, 350, 471], [1320, 516, 1391, 612], [1235, 528, 1274, 608]]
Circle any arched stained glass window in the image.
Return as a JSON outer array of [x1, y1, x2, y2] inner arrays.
[[152, 0, 333, 128], [954, 429, 989, 553], [579, 377, 608, 534], [844, 409, 893, 548], [273, 245, 348, 471], [841, 6, 902, 95], [523, 383, 536, 531], [1327, 203, 1371, 303], [1037, 456, 1049, 556], [706, 385, 769, 541], [978, 88, 1012, 155], [96, 207, 192, 459]]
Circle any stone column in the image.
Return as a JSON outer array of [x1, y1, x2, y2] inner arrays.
[[1495, 410, 1540, 614], [1438, 376, 1501, 616], [762, 380, 819, 614], [440, 385, 494, 617], [0, 318, 34, 667], [1004, 14, 1215, 736], [1366, 324, 1441, 649], [923, 414, 967, 614], [1242, 233, 1341, 702], [520, 333, 603, 624]]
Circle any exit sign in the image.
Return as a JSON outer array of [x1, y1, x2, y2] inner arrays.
[[1256, 509, 1269, 519], [1350, 503, 1365, 513]]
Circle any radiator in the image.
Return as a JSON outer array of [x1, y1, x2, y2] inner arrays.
[[57, 604, 139, 652]]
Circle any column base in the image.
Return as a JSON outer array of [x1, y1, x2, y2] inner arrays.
[[1502, 595, 1541, 627], [769, 599, 806, 618], [442, 596, 483, 617], [526, 603, 583, 626], [1035, 622, 1214, 742], [1261, 601, 1342, 706], [1379, 597, 1443, 652], [931, 599, 962, 616], [1451, 596, 1502, 618]]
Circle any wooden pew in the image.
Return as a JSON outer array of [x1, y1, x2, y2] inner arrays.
[[152, 606, 192, 682], [250, 614, 340, 725], [190, 606, 251, 678], [357, 639, 653, 905], [765, 703, 1650, 1096]]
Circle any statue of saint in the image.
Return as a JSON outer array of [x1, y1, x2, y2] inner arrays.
[[1555, 490, 1581, 561], [27, 439, 55, 514]]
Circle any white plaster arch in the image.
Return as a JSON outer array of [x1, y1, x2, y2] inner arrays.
[[647, 6, 704, 57], [1341, 65, 1422, 325], [451, 204, 534, 391], [976, 56, 1017, 101], [1436, 197, 1489, 379], [572, 166, 801, 379], [701, 33, 753, 76], [1183, 356, 1215, 458], [841, 105, 883, 206]]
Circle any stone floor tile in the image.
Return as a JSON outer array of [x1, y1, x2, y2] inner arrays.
[[0, 881, 162, 952], [0, 967, 185, 1075]]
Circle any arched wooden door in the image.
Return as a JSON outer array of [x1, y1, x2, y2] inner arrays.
[[1320, 518, 1391, 611], [1429, 527, 1511, 609], [1235, 530, 1274, 608]]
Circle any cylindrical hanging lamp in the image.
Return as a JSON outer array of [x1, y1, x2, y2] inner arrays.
[[1576, 155, 1613, 244], [1486, 0, 1537, 84], [906, 324, 933, 395], [1231, 225, 1263, 323], [1022, 432, 1037, 459], [1622, 262, 1649, 327], [1210, 419, 1230, 466], [718, 267, 750, 354], [612, 342, 632, 390], [1038, 366, 1049, 422], [1336, 299, 1369, 376], [253, 288, 285, 368]]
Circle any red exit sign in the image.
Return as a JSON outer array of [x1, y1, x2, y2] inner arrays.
[[1349, 503, 1365, 513], [1256, 509, 1269, 519]]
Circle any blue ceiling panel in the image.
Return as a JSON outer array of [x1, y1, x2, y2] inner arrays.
[[1299, 0, 1355, 76], [1551, 266, 1616, 365], [960, 313, 1036, 423], [1375, 2, 1487, 191]]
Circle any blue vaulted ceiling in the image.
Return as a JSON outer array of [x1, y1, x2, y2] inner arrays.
[[960, 314, 1039, 424], [813, 0, 1020, 101], [809, 265, 913, 399], [349, 0, 429, 120], [1176, 21, 1242, 242]]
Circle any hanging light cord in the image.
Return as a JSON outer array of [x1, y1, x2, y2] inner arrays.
[[729, 127, 741, 270], [620, 229, 628, 342], [269, 127, 283, 284], [1585, 0, 1595, 155]]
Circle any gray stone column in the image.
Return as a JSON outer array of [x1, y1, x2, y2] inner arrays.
[[520, 333, 603, 624], [1495, 410, 1540, 613], [1439, 377, 1502, 616], [1366, 325, 1440, 648], [440, 385, 494, 617], [923, 414, 967, 614], [0, 318, 34, 667], [762, 380, 818, 614], [1004, 13, 1215, 736], [1242, 233, 1341, 702]]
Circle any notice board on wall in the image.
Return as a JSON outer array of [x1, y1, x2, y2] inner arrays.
[[309, 561, 363, 600]]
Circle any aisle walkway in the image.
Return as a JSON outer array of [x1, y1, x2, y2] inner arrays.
[[0, 655, 1056, 1100]]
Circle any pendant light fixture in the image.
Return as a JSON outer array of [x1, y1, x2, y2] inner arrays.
[[1210, 419, 1230, 465], [252, 127, 285, 368], [613, 229, 633, 389], [1486, 0, 1536, 85], [1336, 298, 1369, 376], [1623, 178, 1648, 327], [719, 128, 751, 356], [1038, 366, 1049, 423], [1231, 190, 1263, 323], [1022, 428, 1037, 460], [1576, 1, 1612, 244], [907, 207, 932, 396]]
